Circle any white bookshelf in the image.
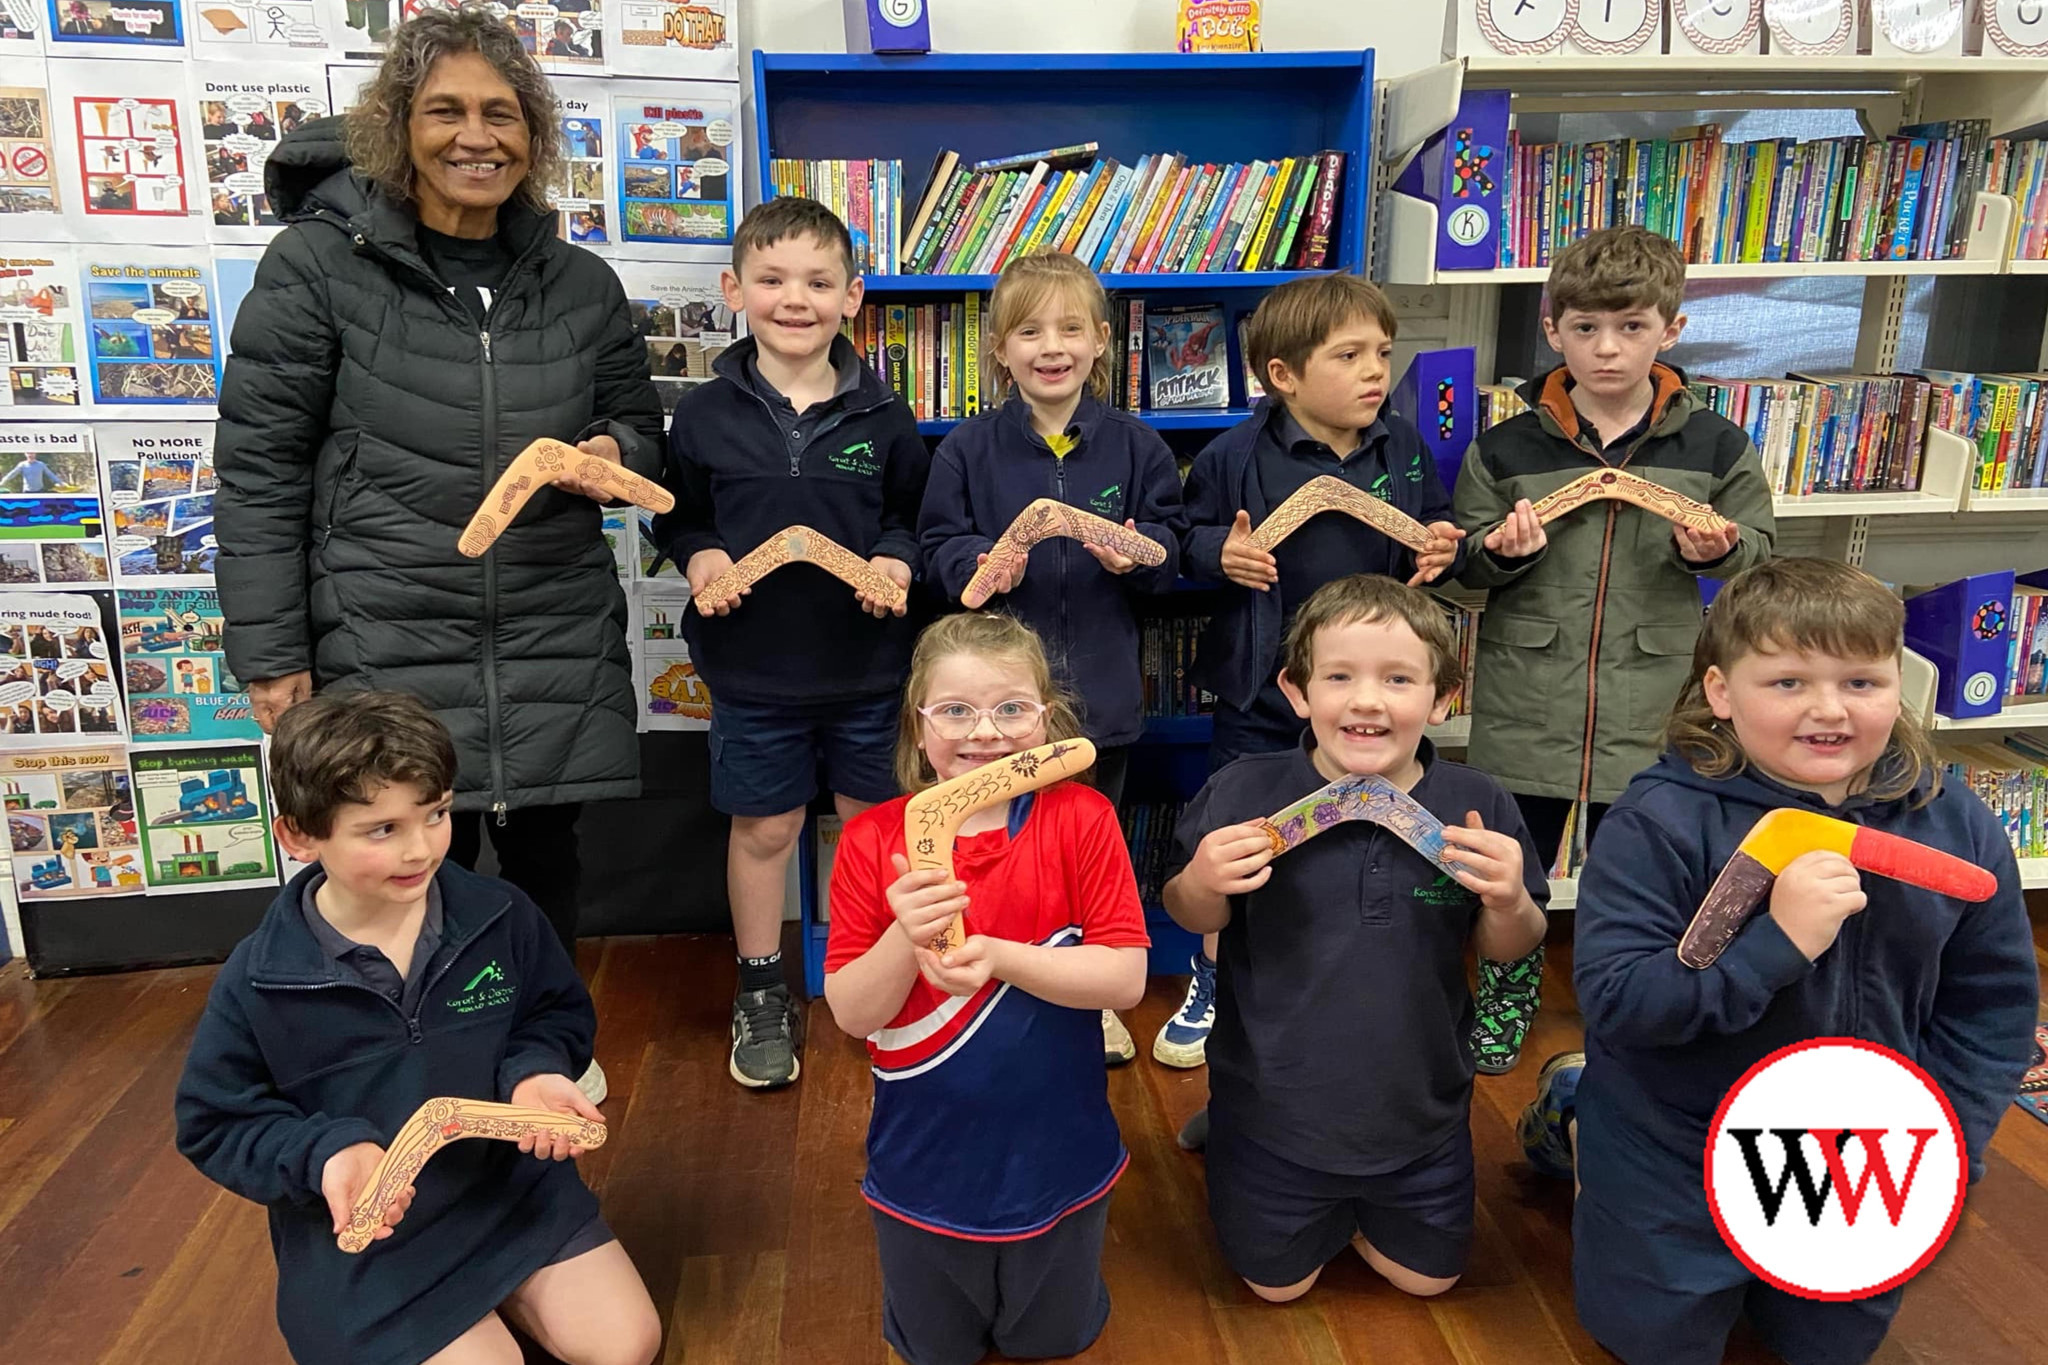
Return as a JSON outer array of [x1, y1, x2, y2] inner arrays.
[[1426, 714, 1471, 746], [1930, 706, 2048, 732], [2020, 858, 2048, 891]]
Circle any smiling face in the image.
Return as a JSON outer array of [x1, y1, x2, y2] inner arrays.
[[1267, 316, 1394, 450], [1541, 303, 1683, 410], [407, 50, 531, 237], [915, 651, 1049, 782], [275, 781, 453, 919], [1278, 615, 1452, 788], [1703, 643, 1901, 805], [994, 285, 1109, 415], [720, 231, 863, 369]]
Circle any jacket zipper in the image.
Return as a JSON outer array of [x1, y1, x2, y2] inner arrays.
[[1572, 414, 1659, 809], [255, 900, 513, 1045], [478, 326, 508, 825], [1053, 445, 1070, 653]]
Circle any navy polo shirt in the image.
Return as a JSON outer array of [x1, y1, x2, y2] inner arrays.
[[1255, 408, 1394, 624], [300, 872, 445, 1020], [1169, 737, 1548, 1175]]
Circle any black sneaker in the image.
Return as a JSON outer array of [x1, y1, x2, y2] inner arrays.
[[730, 982, 802, 1089]]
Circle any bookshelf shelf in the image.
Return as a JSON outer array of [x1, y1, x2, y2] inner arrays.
[[2010, 260, 2048, 275], [1548, 877, 1578, 911], [1931, 706, 2048, 732], [1422, 259, 2002, 287], [1428, 715, 1470, 746], [1772, 490, 1960, 518], [916, 407, 1255, 436], [859, 271, 1333, 293], [1959, 487, 2048, 514], [1459, 54, 2048, 90], [2021, 858, 2048, 891]]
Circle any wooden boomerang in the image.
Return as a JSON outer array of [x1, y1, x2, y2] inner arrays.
[[905, 738, 1097, 955], [1526, 469, 1729, 535], [692, 526, 907, 613], [338, 1097, 608, 1253], [1247, 476, 1442, 555], [1251, 773, 1458, 874], [458, 439, 676, 558], [961, 499, 1169, 608], [1676, 807, 1998, 969]]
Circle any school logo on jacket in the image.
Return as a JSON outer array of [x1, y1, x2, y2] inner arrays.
[[1704, 1037, 1966, 1301], [1088, 483, 1122, 517], [445, 959, 516, 1015], [831, 440, 880, 478]]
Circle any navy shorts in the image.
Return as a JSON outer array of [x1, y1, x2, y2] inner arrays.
[[870, 1197, 1112, 1365], [707, 690, 900, 817], [1207, 1115, 1473, 1289], [1573, 1193, 1902, 1365]]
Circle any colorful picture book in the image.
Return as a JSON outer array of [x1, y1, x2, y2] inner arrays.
[[1145, 303, 1227, 410]]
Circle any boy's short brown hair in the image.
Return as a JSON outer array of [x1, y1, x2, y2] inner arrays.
[[270, 690, 458, 838], [1245, 272, 1398, 388], [732, 196, 858, 285], [1545, 225, 1686, 324], [1281, 575, 1464, 701]]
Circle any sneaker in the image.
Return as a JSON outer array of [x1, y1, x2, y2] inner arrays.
[[575, 1059, 608, 1107], [1471, 946, 1544, 1074], [1101, 1010, 1137, 1067], [1152, 953, 1216, 1068], [730, 982, 802, 1089], [1518, 1050, 1584, 1181], [1176, 1106, 1210, 1153]]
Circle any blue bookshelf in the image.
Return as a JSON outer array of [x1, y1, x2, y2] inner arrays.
[[917, 408, 1254, 437]]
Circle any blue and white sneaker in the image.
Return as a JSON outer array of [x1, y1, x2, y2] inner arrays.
[[1518, 1050, 1584, 1181], [1152, 953, 1216, 1068]]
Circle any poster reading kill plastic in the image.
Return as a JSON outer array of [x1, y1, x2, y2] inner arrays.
[[189, 0, 331, 56], [0, 63, 62, 231], [44, 0, 183, 52], [613, 82, 737, 254], [5, 746, 142, 900], [608, 0, 733, 78], [51, 61, 203, 241], [633, 587, 709, 730], [0, 589, 122, 742], [98, 422, 216, 581], [612, 258, 733, 413], [131, 741, 277, 892], [199, 73, 328, 239], [118, 586, 257, 742], [0, 425, 106, 587], [1, 248, 84, 409], [79, 250, 222, 408]]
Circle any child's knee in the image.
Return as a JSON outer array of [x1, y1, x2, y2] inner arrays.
[[576, 1307, 662, 1365], [1245, 1268, 1320, 1303], [1351, 1235, 1460, 1297], [730, 809, 805, 858]]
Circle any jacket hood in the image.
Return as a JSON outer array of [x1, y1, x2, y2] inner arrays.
[[1634, 746, 1932, 823], [710, 332, 902, 412], [1516, 362, 1696, 450]]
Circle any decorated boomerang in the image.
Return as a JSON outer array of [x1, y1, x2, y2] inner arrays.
[[459, 438, 676, 557], [904, 738, 1098, 954], [1251, 772, 1458, 874], [692, 525, 907, 614], [1526, 468, 1729, 535], [1248, 475, 1444, 555], [1676, 807, 1998, 969], [338, 1097, 608, 1253], [961, 498, 1168, 608]]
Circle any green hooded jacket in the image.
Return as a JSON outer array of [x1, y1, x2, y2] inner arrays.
[[1453, 363, 1776, 805]]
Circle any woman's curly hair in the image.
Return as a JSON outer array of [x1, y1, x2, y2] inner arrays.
[[344, 6, 562, 217]]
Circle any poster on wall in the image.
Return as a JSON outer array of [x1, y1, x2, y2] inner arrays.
[[325, 61, 377, 115], [210, 242, 263, 344], [612, 81, 738, 255], [78, 248, 222, 408], [611, 258, 733, 413], [328, 0, 600, 68], [190, 0, 331, 57], [0, 589, 122, 742], [0, 60, 62, 233], [0, 425, 106, 587], [43, 0, 184, 53], [49, 60, 203, 241], [98, 422, 216, 581], [1, 247, 85, 409], [118, 586, 257, 742], [0, 0, 42, 52], [548, 75, 610, 247], [199, 72, 328, 240], [633, 587, 709, 730], [4, 746, 142, 899], [131, 741, 278, 892], [633, 509, 677, 580], [607, 0, 733, 78]]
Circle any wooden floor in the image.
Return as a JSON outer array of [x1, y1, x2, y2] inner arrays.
[[3, 914, 2047, 1365]]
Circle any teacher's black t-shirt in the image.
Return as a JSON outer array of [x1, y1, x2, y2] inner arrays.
[[417, 224, 513, 326]]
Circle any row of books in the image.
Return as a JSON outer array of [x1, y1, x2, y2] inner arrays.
[[1687, 374, 1938, 496], [1120, 801, 1185, 909], [1987, 137, 2048, 262], [1941, 736, 2048, 858], [1477, 383, 1530, 432], [1498, 120, 1992, 269], [844, 299, 990, 422], [1993, 587, 2048, 704], [897, 145, 1347, 277], [766, 158, 907, 277], [1141, 615, 1216, 719], [1440, 601, 1477, 720], [1923, 370, 2048, 494]]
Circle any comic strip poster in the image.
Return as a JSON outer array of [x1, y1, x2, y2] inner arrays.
[[611, 258, 733, 414], [549, 76, 610, 248], [50, 61, 203, 242], [1, 247, 84, 409], [633, 509, 677, 581], [199, 72, 328, 240], [189, 0, 331, 57], [79, 249, 222, 408], [43, 0, 183, 53], [325, 61, 376, 116], [608, 0, 733, 78], [118, 586, 256, 742], [600, 507, 632, 578], [211, 242, 263, 343], [130, 741, 277, 893], [5, 746, 142, 900], [0, 589, 123, 742], [98, 422, 216, 581], [0, 425, 106, 587], [517, 0, 602, 70], [0, 0, 42, 53], [633, 587, 709, 731], [0, 61, 61, 234], [612, 81, 738, 255]]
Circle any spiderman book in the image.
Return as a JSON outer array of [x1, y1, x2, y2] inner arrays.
[[1390, 87, 1511, 272], [1147, 303, 1228, 410]]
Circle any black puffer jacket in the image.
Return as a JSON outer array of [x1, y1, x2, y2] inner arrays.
[[215, 119, 663, 812]]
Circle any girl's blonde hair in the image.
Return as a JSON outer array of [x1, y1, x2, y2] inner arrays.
[[983, 252, 1116, 403], [896, 612, 1087, 793], [1665, 557, 1938, 806]]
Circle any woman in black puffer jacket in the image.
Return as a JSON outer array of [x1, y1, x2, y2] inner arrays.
[[214, 9, 661, 992]]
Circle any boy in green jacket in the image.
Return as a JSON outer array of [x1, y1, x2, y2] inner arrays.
[[1452, 225, 1776, 1073]]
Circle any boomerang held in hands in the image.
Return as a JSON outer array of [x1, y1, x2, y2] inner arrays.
[[1248, 476, 1446, 556], [1251, 772, 1458, 874], [1526, 468, 1730, 535], [961, 499, 1168, 608], [692, 526, 908, 614], [459, 439, 675, 558]]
